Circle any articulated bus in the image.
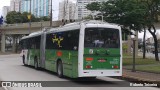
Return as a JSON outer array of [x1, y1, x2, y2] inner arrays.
[[20, 20, 122, 78]]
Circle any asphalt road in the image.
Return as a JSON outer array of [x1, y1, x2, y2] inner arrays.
[[0, 54, 159, 90]]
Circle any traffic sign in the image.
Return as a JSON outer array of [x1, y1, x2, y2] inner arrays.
[[27, 15, 31, 20], [0, 16, 3, 25]]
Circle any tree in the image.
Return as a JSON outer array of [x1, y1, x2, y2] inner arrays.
[[21, 12, 30, 23], [83, 15, 93, 20], [6, 11, 23, 24], [86, 0, 160, 61], [86, 2, 100, 11], [140, 0, 160, 61], [143, 27, 146, 59], [6, 11, 48, 24], [40, 16, 50, 21], [21, 12, 37, 23], [86, 0, 145, 32]]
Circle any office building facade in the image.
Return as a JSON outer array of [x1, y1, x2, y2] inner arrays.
[[21, 0, 51, 17], [10, 0, 21, 12], [58, 0, 77, 20], [2, 6, 10, 21], [77, 0, 106, 19]]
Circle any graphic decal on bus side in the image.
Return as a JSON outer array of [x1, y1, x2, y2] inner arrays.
[[52, 34, 64, 47], [68, 52, 71, 59]]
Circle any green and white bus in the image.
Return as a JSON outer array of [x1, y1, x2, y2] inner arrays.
[[20, 20, 122, 78]]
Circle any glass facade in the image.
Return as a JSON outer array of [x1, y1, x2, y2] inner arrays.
[[21, 0, 50, 17]]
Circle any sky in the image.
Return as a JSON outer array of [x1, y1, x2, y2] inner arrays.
[[138, 29, 160, 39], [0, 0, 10, 15]]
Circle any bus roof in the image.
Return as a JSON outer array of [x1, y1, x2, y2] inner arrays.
[[47, 20, 120, 33], [21, 31, 43, 40], [21, 20, 121, 40], [64, 20, 119, 27]]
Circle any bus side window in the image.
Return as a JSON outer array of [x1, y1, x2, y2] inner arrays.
[[30, 38, 35, 49], [67, 30, 79, 50], [46, 33, 58, 49], [35, 36, 40, 49], [23, 39, 28, 49], [59, 30, 79, 50]]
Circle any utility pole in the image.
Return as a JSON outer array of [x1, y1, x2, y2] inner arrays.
[[19, 0, 21, 12], [26, 0, 31, 34], [29, 0, 31, 34], [14, 1, 15, 11], [63, 0, 65, 25], [67, 0, 69, 21], [132, 39, 136, 72], [50, 0, 52, 27]]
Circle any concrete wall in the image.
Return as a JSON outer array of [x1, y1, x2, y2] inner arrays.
[[0, 21, 62, 34], [0, 21, 63, 53]]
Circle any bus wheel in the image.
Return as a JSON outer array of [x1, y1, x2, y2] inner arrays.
[[34, 57, 39, 69], [88, 77, 97, 80], [22, 55, 26, 65], [57, 61, 63, 78]]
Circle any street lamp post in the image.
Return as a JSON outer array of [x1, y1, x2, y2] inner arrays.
[[96, 15, 104, 22], [14, 0, 15, 11], [96, 15, 103, 22], [29, 0, 31, 34]]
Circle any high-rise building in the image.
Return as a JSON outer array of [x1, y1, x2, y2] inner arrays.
[[21, 0, 51, 17], [10, 0, 21, 12], [58, 0, 77, 20], [77, 0, 106, 19], [2, 6, 10, 21]]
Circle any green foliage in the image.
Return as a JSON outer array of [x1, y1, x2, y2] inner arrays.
[[122, 43, 128, 54], [86, 0, 160, 61], [40, 16, 50, 21], [83, 15, 93, 20], [6, 11, 23, 24], [123, 57, 159, 66], [21, 12, 30, 23], [6, 11, 50, 24], [86, 0, 147, 32], [123, 43, 127, 50], [86, 2, 100, 11]]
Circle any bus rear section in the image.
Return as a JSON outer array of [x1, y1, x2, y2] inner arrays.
[[81, 27, 122, 77]]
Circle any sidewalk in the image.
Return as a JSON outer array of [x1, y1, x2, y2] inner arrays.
[[122, 52, 160, 86], [122, 69, 160, 86], [123, 69, 160, 81]]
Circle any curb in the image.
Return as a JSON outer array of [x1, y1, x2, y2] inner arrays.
[[124, 68, 160, 74]]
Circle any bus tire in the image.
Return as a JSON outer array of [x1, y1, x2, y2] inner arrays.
[[88, 77, 96, 80], [22, 55, 26, 65], [34, 57, 39, 70], [79, 77, 96, 81], [57, 61, 63, 78]]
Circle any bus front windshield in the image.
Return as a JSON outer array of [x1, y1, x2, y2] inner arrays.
[[84, 28, 120, 48]]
